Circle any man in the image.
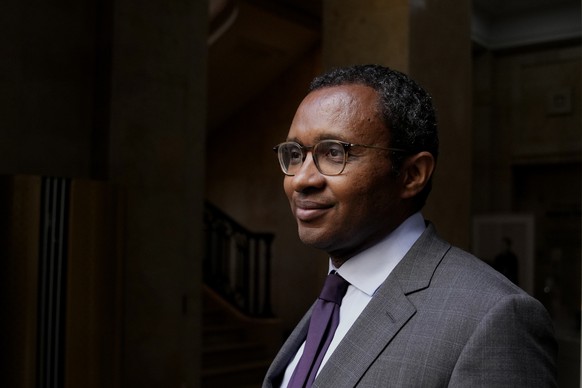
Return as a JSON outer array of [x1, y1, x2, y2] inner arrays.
[[263, 64, 557, 387]]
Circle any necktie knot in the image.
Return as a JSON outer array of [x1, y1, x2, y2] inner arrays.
[[319, 272, 349, 304]]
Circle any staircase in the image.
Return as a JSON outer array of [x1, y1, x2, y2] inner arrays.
[[202, 286, 282, 387]]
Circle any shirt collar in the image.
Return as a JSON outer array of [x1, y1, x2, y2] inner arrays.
[[330, 212, 426, 296]]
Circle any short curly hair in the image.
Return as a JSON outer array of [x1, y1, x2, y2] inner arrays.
[[309, 64, 439, 208]]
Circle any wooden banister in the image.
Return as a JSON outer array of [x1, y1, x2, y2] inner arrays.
[[203, 201, 274, 317]]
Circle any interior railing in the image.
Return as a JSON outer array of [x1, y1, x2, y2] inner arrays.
[[203, 201, 274, 317]]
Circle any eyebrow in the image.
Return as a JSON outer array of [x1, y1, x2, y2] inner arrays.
[[286, 133, 350, 144]]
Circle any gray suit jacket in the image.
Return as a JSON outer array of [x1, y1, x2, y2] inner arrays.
[[263, 223, 557, 387]]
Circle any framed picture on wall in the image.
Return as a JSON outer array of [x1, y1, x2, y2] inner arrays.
[[472, 214, 535, 295]]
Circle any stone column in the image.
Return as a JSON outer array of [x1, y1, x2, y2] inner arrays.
[[323, 0, 472, 248], [108, 0, 207, 386]]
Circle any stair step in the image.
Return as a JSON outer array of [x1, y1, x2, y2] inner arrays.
[[201, 359, 271, 388], [203, 341, 263, 354], [201, 286, 282, 388], [203, 324, 245, 344], [202, 358, 272, 376], [203, 341, 265, 368], [203, 309, 231, 325]]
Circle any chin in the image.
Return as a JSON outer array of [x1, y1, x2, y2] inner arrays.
[[297, 227, 335, 251]]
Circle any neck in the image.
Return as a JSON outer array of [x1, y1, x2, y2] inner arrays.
[[328, 209, 418, 268]]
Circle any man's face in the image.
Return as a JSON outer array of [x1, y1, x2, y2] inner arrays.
[[284, 84, 408, 264]]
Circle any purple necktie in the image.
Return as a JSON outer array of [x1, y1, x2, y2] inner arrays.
[[287, 271, 350, 388]]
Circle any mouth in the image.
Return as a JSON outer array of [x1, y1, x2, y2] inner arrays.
[[293, 200, 333, 222]]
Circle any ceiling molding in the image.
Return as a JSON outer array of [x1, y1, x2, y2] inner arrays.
[[208, 0, 239, 46], [471, 2, 581, 50]]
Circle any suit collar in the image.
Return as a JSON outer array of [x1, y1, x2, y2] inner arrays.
[[392, 222, 451, 294], [335, 212, 426, 296], [313, 223, 451, 387], [263, 223, 451, 388]]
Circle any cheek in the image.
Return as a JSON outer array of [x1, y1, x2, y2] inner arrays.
[[333, 178, 372, 215], [283, 177, 293, 199], [346, 173, 396, 210]]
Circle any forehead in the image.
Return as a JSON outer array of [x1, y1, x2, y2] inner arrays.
[[288, 84, 387, 143]]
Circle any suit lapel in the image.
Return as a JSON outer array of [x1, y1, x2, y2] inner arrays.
[[313, 278, 416, 387], [314, 224, 451, 387], [263, 304, 314, 387]]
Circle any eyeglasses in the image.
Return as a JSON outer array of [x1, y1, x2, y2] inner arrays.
[[273, 140, 407, 176]]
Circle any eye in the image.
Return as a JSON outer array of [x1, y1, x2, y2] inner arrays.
[[328, 147, 342, 158], [289, 150, 302, 162], [319, 142, 345, 164], [284, 145, 303, 165]]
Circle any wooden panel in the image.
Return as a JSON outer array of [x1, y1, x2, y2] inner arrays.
[[0, 175, 42, 388], [0, 177, 124, 388], [65, 180, 123, 388]]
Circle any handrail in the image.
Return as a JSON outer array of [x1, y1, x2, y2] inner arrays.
[[203, 201, 274, 317]]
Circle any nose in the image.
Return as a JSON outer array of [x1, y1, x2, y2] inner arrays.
[[289, 152, 325, 192]]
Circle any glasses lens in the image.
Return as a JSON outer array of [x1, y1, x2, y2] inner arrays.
[[314, 141, 346, 175], [278, 142, 303, 175]]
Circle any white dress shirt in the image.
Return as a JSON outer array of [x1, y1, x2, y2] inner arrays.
[[280, 212, 426, 387]]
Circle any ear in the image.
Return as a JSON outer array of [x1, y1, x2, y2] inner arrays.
[[399, 151, 435, 199]]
